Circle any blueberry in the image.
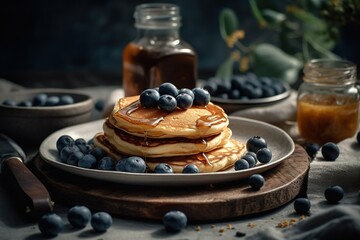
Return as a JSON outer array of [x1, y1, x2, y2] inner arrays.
[[56, 135, 75, 152], [38, 213, 64, 237], [273, 82, 285, 94], [246, 136, 267, 153], [98, 156, 115, 170], [2, 99, 17, 106], [248, 174, 265, 190], [67, 205, 92, 228], [234, 159, 250, 171], [230, 75, 246, 91], [154, 163, 174, 173], [33, 93, 48, 106], [60, 145, 80, 163], [357, 131, 360, 144], [176, 93, 193, 110], [305, 143, 320, 158], [163, 210, 187, 232], [67, 151, 84, 166], [215, 82, 231, 95], [17, 100, 32, 107], [115, 156, 147, 173], [256, 147, 272, 164], [229, 89, 241, 99], [91, 212, 113, 233], [321, 142, 340, 161], [140, 89, 160, 108], [241, 154, 256, 168], [325, 185, 344, 203], [245, 152, 258, 164], [178, 88, 194, 99], [294, 198, 311, 214], [45, 96, 60, 106], [59, 95, 74, 105], [192, 88, 210, 106], [75, 138, 92, 154], [182, 164, 199, 173], [75, 138, 87, 146], [94, 99, 105, 111], [159, 82, 178, 97], [259, 77, 273, 86], [261, 86, 276, 98], [158, 94, 177, 112], [90, 147, 106, 161], [203, 80, 218, 96], [78, 154, 97, 169]]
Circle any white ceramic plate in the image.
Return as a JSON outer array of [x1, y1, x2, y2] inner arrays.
[[40, 116, 295, 186]]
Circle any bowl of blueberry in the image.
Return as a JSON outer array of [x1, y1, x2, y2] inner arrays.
[[202, 73, 291, 113], [0, 88, 93, 146]]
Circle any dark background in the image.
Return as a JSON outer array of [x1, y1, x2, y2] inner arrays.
[[0, 0, 359, 88]]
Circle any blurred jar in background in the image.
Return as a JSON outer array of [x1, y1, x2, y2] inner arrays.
[[297, 59, 359, 144], [122, 3, 197, 97]]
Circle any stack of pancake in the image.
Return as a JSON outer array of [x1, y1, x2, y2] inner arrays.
[[94, 95, 246, 173]]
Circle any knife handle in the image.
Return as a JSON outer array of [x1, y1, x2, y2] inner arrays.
[[2, 157, 53, 220]]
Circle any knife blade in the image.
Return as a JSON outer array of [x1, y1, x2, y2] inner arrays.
[[0, 134, 53, 220]]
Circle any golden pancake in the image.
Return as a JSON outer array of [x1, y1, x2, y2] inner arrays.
[[94, 135, 246, 173], [102, 120, 232, 157], [109, 96, 229, 139]]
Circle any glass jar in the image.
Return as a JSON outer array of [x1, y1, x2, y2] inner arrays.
[[297, 59, 359, 144], [122, 3, 197, 97]]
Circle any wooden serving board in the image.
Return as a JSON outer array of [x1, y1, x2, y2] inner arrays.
[[31, 145, 309, 221]]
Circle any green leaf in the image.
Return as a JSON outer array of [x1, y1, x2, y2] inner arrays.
[[248, 0, 268, 27], [219, 8, 239, 41], [262, 9, 286, 26], [215, 57, 235, 80], [290, 7, 336, 50], [250, 43, 302, 84]]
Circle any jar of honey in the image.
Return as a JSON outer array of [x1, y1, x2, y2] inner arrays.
[[297, 59, 359, 144], [122, 3, 197, 97]]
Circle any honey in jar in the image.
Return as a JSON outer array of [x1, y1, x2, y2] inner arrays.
[[297, 59, 359, 144], [122, 3, 197, 97]]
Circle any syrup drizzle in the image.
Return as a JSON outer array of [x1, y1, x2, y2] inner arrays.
[[119, 100, 167, 127]]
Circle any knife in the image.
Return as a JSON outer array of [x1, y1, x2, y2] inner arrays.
[[0, 134, 53, 220]]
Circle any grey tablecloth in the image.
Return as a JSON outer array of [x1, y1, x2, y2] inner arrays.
[[1, 81, 359, 239]]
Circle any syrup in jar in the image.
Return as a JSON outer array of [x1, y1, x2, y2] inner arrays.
[[297, 59, 359, 144], [122, 3, 197, 97]]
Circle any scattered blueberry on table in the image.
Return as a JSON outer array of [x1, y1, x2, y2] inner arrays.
[[305, 143, 320, 159], [248, 174, 265, 190], [67, 205, 92, 228], [293, 198, 311, 214], [321, 142, 340, 161], [91, 212, 113, 233], [325, 185, 344, 203], [38, 213, 64, 237], [163, 210, 187, 232]]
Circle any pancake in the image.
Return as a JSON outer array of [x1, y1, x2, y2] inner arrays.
[[109, 96, 229, 139], [94, 134, 246, 173], [102, 120, 232, 157]]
